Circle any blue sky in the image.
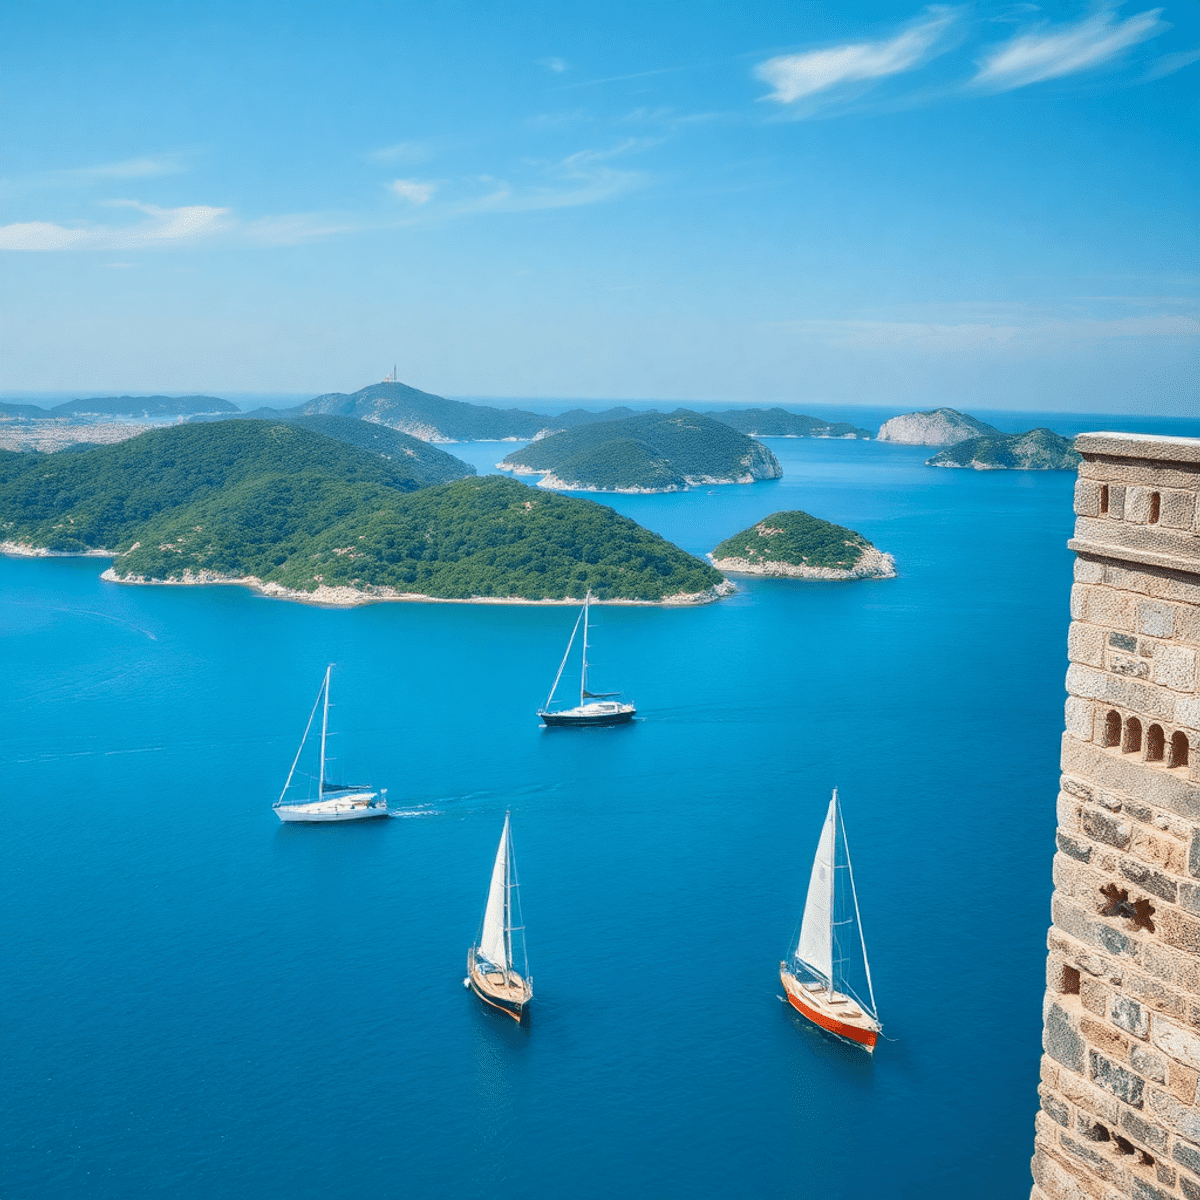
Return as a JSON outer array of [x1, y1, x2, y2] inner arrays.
[[1, 0, 1196, 412]]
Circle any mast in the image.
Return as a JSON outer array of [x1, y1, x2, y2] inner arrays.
[[276, 672, 325, 808], [318, 664, 331, 803], [580, 590, 591, 705]]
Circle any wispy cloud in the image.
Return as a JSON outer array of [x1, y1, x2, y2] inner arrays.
[[56, 154, 188, 181], [973, 5, 1166, 91], [367, 141, 430, 164], [540, 56, 568, 73], [1145, 45, 1200, 80], [389, 179, 436, 205], [0, 202, 230, 251], [755, 7, 958, 104]]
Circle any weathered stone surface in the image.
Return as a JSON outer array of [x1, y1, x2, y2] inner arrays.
[[1120, 1108, 1169, 1153], [1130, 1045, 1167, 1083], [1110, 654, 1151, 679], [1138, 601, 1178, 639], [1169, 1061, 1200, 1104], [1152, 1015, 1200, 1071], [1130, 1177, 1175, 1200], [1081, 978, 1109, 1016], [1113, 997, 1151, 1039], [1083, 1016, 1131, 1060], [1119, 860, 1179, 903], [1159, 909, 1200, 956], [1060, 833, 1096, 863], [1111, 632, 1139, 653], [1072, 625, 1107, 667], [1174, 1138, 1200, 1178], [1156, 645, 1197, 692], [1084, 809, 1134, 850], [1048, 1002, 1087, 1072], [1033, 1145, 1104, 1200], [1042, 1085, 1071, 1127], [1091, 1050, 1146, 1107], [1149, 1086, 1200, 1141]]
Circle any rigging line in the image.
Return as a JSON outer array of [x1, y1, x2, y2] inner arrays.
[[276, 674, 325, 807], [545, 604, 586, 709], [839, 800, 877, 1018]]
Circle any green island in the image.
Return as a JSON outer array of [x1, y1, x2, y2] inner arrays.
[[0, 420, 726, 604], [926, 428, 1081, 470], [710, 510, 896, 580], [499, 411, 783, 492]]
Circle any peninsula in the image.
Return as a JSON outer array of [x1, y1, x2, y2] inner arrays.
[[876, 408, 999, 445], [926, 428, 1080, 470], [0, 421, 726, 604], [710, 510, 896, 580], [498, 411, 783, 492]]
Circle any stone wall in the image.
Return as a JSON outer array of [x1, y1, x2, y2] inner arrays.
[[1034, 433, 1200, 1200]]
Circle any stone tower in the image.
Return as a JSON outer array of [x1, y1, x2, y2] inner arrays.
[[1033, 433, 1200, 1200]]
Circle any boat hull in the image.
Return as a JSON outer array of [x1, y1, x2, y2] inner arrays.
[[780, 965, 879, 1052], [466, 950, 531, 1022], [539, 704, 635, 728], [274, 794, 388, 823]]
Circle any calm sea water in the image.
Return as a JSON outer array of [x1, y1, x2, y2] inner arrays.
[[3, 423, 1197, 1199]]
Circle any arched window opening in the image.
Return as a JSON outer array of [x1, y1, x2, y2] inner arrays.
[[1113, 1135, 1136, 1156], [1171, 732, 1191, 770], [1103, 710, 1122, 747], [1099, 485, 1109, 515], [1148, 492, 1161, 524], [1084, 1123, 1111, 1143], [1147, 724, 1165, 762], [1123, 718, 1142, 755]]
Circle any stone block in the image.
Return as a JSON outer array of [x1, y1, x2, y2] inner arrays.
[[1159, 909, 1200, 955], [1174, 1137, 1200, 1178], [1062, 1132, 1122, 1181], [1110, 485, 1127, 519], [1082, 1015, 1131, 1060], [1059, 833, 1095, 863], [1058, 1062, 1123, 1123], [1130, 828, 1188, 876], [1155, 644, 1198, 692], [1069, 663, 1112, 702], [1041, 1084, 1072, 1127], [1169, 1061, 1200, 1103], [1081, 978, 1109, 1015], [1110, 631, 1140, 652], [1160, 488, 1196, 531], [1091, 589, 1137, 632], [1071, 624, 1107, 668], [1110, 654, 1151, 680], [1121, 1108, 1169, 1152], [1161, 1162, 1179, 1189], [1138, 601, 1178, 639], [1127, 972, 1187, 1020], [1131, 1045, 1167, 1083], [1066, 697, 1097, 741], [1120, 859, 1180, 903], [1033, 1144, 1104, 1200], [1183, 1176, 1200, 1200], [1048, 1002, 1087, 1072], [1083, 809, 1133, 850], [1113, 996, 1151, 1039], [1090, 1049, 1145, 1107], [1153, 1015, 1200, 1070], [1148, 1086, 1200, 1141], [1179, 700, 1200, 735], [1077, 478, 1103, 517], [1127, 487, 1153, 525], [1179, 881, 1200, 915], [1078, 558, 1106, 584]]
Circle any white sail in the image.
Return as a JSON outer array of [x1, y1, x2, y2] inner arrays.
[[796, 793, 837, 985], [479, 815, 510, 971]]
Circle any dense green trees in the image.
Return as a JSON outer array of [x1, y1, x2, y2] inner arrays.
[[0, 422, 722, 601], [501, 411, 781, 490], [711, 510, 872, 570]]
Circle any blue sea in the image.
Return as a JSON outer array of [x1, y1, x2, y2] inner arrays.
[[3, 417, 1197, 1199]]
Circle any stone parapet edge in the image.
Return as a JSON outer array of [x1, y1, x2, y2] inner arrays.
[[1070, 540, 1200, 579], [1076, 434, 1200, 465]]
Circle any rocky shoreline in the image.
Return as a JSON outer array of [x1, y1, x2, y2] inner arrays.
[[91, 564, 735, 607], [709, 545, 896, 580]]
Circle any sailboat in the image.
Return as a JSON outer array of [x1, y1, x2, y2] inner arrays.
[[465, 812, 533, 1022], [538, 590, 635, 727], [273, 665, 388, 823], [780, 789, 881, 1051]]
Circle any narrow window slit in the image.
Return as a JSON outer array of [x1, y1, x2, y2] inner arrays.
[[1147, 724, 1165, 763], [1148, 492, 1161, 524], [1171, 731, 1190, 770], [1061, 965, 1081, 995], [1099, 485, 1109, 515]]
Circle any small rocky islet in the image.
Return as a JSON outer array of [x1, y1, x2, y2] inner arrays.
[[710, 510, 896, 581]]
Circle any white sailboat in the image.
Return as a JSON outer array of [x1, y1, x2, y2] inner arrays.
[[780, 789, 881, 1051], [465, 812, 532, 1021], [538, 590, 635, 727], [273, 665, 388, 823]]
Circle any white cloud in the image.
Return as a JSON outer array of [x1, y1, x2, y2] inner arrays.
[[389, 179, 436, 205], [755, 7, 957, 103], [973, 5, 1166, 90], [0, 202, 230, 251], [541, 56, 568, 73]]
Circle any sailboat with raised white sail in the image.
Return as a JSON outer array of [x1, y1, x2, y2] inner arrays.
[[273, 665, 388, 823], [465, 812, 532, 1022], [538, 590, 635, 727], [780, 789, 881, 1051]]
